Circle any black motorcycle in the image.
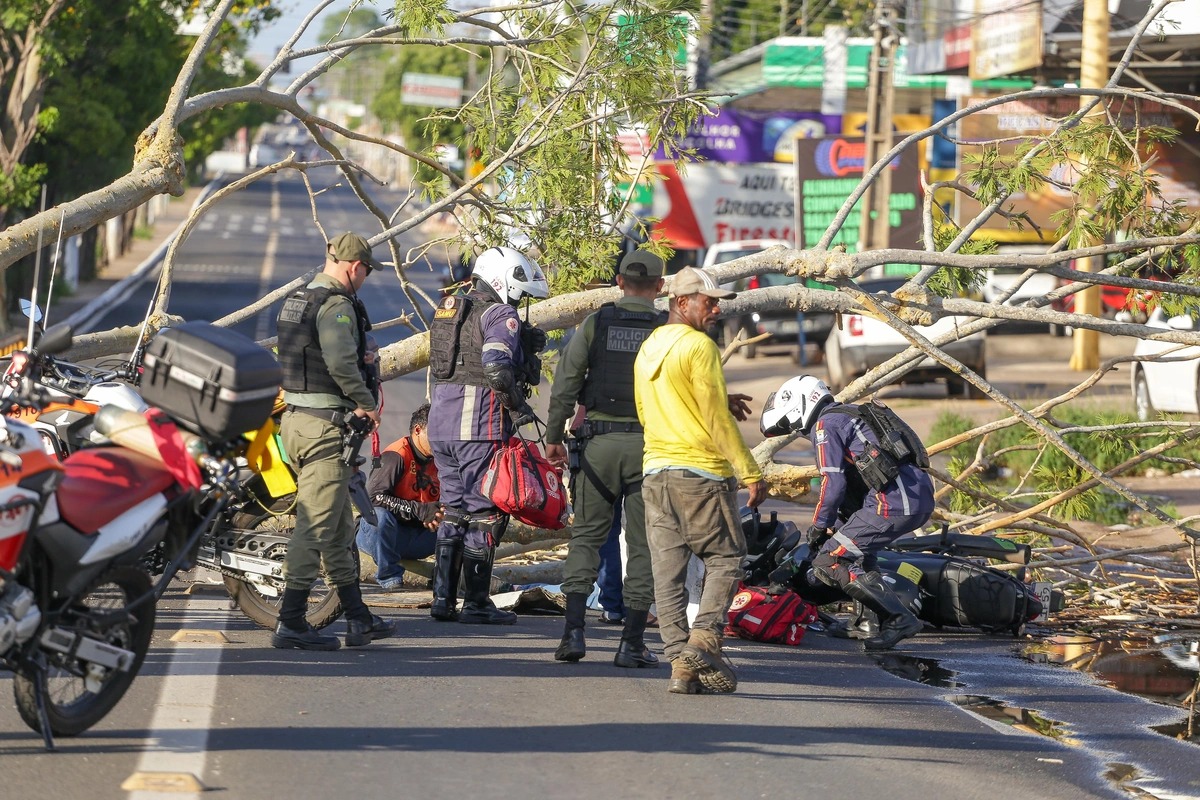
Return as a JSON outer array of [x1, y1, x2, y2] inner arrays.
[[740, 510, 1059, 638]]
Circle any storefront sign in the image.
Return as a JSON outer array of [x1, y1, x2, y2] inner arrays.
[[956, 96, 1200, 241], [793, 136, 921, 250]]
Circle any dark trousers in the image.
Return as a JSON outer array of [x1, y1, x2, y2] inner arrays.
[[595, 507, 625, 616], [356, 509, 436, 586], [813, 506, 930, 588], [430, 439, 502, 549]]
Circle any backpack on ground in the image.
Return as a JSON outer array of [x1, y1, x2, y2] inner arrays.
[[725, 584, 819, 646]]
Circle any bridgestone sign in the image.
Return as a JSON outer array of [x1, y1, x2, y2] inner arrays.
[[401, 74, 464, 109]]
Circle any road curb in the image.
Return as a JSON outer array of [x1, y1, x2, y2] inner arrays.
[[63, 179, 222, 333]]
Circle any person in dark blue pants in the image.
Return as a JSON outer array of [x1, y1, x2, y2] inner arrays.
[[595, 507, 625, 624]]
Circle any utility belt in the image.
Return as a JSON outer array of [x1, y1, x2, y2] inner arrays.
[[286, 404, 371, 467], [564, 420, 643, 506], [287, 404, 351, 426], [576, 419, 643, 438]]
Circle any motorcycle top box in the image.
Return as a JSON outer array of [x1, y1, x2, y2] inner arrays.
[[141, 322, 282, 442]]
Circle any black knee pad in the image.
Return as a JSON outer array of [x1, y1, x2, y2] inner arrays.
[[468, 513, 509, 548], [811, 551, 859, 590]]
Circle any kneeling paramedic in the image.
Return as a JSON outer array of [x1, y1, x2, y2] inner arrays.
[[426, 246, 550, 625], [760, 375, 933, 650], [273, 232, 394, 651], [355, 403, 442, 591]]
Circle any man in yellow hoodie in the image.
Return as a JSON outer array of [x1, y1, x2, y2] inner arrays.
[[634, 266, 768, 695]]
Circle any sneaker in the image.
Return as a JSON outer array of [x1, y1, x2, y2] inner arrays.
[[599, 611, 625, 625], [378, 580, 405, 593]]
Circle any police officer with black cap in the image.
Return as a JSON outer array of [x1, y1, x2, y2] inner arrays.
[[272, 232, 395, 651], [544, 250, 667, 667]]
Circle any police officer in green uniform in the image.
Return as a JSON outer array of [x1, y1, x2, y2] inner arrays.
[[544, 250, 666, 667], [271, 232, 395, 651]]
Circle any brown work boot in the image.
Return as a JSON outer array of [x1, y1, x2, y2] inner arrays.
[[667, 660, 706, 694], [679, 629, 737, 693]]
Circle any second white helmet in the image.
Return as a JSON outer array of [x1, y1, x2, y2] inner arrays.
[[760, 375, 834, 437], [472, 246, 549, 305]]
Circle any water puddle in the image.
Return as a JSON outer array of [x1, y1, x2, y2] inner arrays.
[[948, 694, 1081, 745], [873, 652, 1181, 799], [871, 652, 962, 688], [1021, 634, 1200, 745]]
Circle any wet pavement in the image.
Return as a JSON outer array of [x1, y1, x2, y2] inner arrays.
[[871, 631, 1200, 799]]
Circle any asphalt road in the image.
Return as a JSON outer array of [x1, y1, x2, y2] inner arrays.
[[3, 173, 1197, 799], [82, 169, 443, 445], [3, 584, 1197, 800]]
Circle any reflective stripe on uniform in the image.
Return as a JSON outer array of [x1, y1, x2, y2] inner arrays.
[[831, 531, 863, 557], [482, 342, 512, 356]]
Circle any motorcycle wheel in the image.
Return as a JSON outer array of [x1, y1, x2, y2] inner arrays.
[[221, 498, 346, 631], [13, 566, 155, 737]]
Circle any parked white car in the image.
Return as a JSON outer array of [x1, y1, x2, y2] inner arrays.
[[981, 266, 1059, 308], [823, 277, 987, 397], [1130, 307, 1200, 420], [702, 238, 791, 275]]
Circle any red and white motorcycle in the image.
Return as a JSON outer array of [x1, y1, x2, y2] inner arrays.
[[0, 324, 238, 750]]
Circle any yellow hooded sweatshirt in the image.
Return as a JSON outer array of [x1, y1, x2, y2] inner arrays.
[[634, 323, 762, 483]]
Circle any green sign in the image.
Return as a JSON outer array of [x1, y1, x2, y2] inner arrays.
[[794, 136, 921, 255], [615, 180, 654, 210], [762, 40, 1034, 91]]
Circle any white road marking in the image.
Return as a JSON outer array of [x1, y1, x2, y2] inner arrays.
[[126, 595, 229, 800], [254, 180, 282, 342]]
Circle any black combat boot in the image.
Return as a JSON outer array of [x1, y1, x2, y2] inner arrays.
[[554, 592, 588, 661], [613, 608, 660, 668], [272, 587, 340, 651], [844, 572, 923, 651], [336, 583, 396, 647], [430, 538, 463, 621], [458, 546, 517, 625]]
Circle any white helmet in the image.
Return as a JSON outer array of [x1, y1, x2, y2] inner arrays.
[[760, 375, 833, 437], [472, 246, 549, 305]]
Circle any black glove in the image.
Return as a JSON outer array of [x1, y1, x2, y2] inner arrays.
[[375, 495, 440, 525], [510, 406, 537, 428], [807, 525, 830, 547], [410, 501, 441, 524], [524, 325, 548, 354]]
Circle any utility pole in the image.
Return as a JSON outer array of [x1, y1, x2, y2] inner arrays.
[[694, 0, 713, 90], [858, 0, 898, 256], [1069, 0, 1109, 371]]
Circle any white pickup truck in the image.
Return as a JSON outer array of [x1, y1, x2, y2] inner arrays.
[[823, 277, 987, 398]]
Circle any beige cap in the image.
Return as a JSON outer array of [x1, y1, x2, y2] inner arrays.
[[619, 250, 666, 277], [670, 266, 735, 299]]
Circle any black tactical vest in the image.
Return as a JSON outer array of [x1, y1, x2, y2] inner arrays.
[[429, 292, 490, 386], [580, 303, 666, 418], [277, 284, 371, 399]]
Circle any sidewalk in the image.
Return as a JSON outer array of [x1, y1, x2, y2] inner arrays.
[[49, 184, 208, 332]]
